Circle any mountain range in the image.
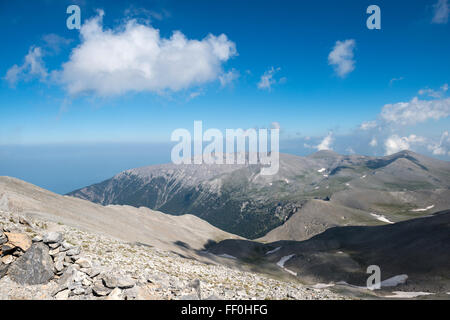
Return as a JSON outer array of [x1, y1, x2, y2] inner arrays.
[[68, 150, 450, 239]]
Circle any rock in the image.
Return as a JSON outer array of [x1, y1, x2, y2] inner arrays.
[[57, 265, 77, 290], [43, 232, 63, 244], [12, 249, 24, 257], [60, 241, 72, 252], [1, 255, 14, 265], [8, 242, 55, 285], [75, 258, 92, 269], [54, 260, 64, 273], [188, 279, 202, 299], [82, 278, 92, 287], [106, 288, 123, 300], [4, 232, 32, 251], [102, 274, 135, 289], [0, 264, 8, 279], [19, 217, 31, 226], [48, 242, 60, 249], [0, 232, 7, 245], [1, 244, 16, 256], [86, 267, 101, 278], [49, 248, 60, 256], [66, 247, 80, 256], [72, 270, 86, 283], [72, 286, 86, 295], [55, 289, 70, 300], [32, 235, 43, 242], [92, 280, 112, 296]]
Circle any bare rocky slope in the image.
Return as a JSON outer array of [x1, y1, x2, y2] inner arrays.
[[68, 150, 450, 239], [0, 176, 347, 300], [1, 176, 448, 299]]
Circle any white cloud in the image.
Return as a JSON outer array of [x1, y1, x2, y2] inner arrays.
[[219, 69, 239, 87], [257, 67, 281, 91], [360, 121, 378, 130], [369, 137, 378, 147], [380, 97, 450, 125], [59, 11, 237, 96], [4, 47, 48, 86], [432, 0, 449, 24], [328, 39, 356, 78], [316, 132, 333, 151], [384, 134, 426, 155], [418, 84, 448, 98], [427, 131, 449, 155], [389, 77, 404, 86]]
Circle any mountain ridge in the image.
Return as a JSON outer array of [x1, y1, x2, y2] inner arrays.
[[68, 150, 450, 239]]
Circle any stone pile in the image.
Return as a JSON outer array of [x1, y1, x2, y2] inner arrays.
[[0, 229, 138, 300]]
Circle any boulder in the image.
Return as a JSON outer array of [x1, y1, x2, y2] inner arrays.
[[43, 232, 63, 244], [66, 247, 80, 256], [32, 235, 43, 242], [7, 242, 55, 285], [102, 274, 135, 289], [4, 232, 32, 251], [92, 280, 112, 296], [1, 255, 15, 265], [106, 288, 123, 300], [54, 289, 70, 300], [75, 258, 92, 269]]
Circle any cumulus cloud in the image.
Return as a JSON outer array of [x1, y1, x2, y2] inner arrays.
[[384, 134, 426, 155], [328, 39, 356, 78], [58, 11, 237, 96], [4, 47, 48, 86], [257, 67, 281, 91], [316, 132, 333, 151], [432, 0, 449, 24], [380, 97, 450, 125]]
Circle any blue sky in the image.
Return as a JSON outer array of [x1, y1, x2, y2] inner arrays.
[[0, 0, 449, 193]]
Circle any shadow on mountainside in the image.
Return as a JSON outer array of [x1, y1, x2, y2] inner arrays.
[[204, 210, 450, 293]]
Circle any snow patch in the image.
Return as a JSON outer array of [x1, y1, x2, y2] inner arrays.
[[317, 168, 326, 173], [312, 283, 335, 289], [276, 254, 297, 276], [411, 205, 435, 212], [380, 274, 408, 287], [217, 253, 237, 260], [384, 291, 433, 298], [370, 213, 394, 224], [265, 246, 281, 255]]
